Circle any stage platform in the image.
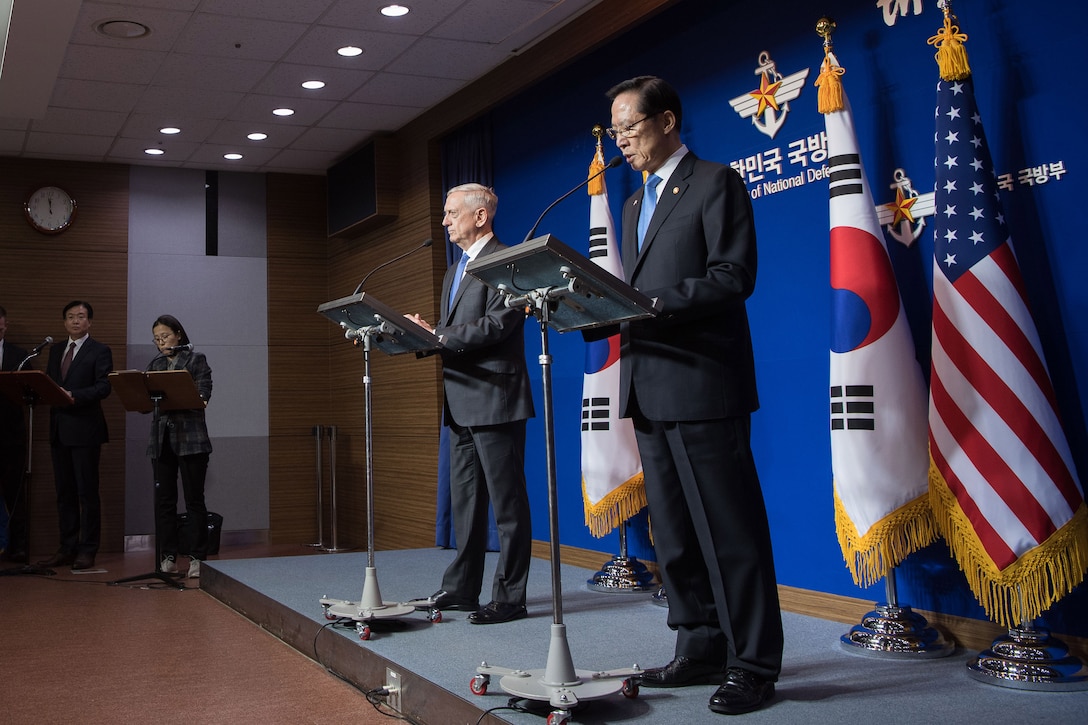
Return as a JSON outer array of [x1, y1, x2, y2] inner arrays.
[[202, 548, 1088, 724]]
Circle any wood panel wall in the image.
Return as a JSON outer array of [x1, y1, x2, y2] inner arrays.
[[0, 158, 130, 556]]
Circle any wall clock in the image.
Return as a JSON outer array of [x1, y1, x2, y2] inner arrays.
[[25, 186, 77, 234]]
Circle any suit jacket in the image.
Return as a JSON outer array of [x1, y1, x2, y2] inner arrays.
[[46, 337, 113, 447], [616, 151, 759, 422], [147, 350, 213, 457], [436, 236, 535, 428], [0, 340, 30, 445]]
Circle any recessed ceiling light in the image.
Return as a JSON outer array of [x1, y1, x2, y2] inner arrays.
[[338, 46, 363, 57], [144, 148, 165, 155], [272, 108, 295, 116], [380, 5, 410, 17], [95, 19, 151, 39], [301, 80, 325, 90], [159, 127, 181, 135], [224, 153, 244, 161], [248, 133, 268, 141]]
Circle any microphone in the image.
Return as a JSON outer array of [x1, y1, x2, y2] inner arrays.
[[352, 239, 434, 295], [522, 156, 622, 243], [167, 343, 194, 353], [16, 336, 52, 370]]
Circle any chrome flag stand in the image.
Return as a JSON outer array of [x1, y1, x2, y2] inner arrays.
[[840, 566, 953, 659]]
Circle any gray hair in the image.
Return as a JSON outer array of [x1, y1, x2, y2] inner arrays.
[[447, 183, 497, 217]]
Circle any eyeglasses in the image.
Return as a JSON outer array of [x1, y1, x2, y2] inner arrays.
[[605, 113, 659, 140], [153, 334, 175, 343]]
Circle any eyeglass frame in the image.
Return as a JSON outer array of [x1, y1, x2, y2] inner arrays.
[[605, 112, 660, 140]]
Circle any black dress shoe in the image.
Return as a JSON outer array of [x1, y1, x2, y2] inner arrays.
[[72, 555, 96, 570], [468, 601, 527, 625], [639, 656, 727, 688], [428, 590, 479, 611], [36, 551, 75, 568], [708, 667, 774, 715]]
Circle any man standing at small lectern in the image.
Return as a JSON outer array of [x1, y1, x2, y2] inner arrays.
[[407, 183, 535, 625]]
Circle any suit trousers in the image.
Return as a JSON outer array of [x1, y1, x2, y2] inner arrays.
[[50, 443, 102, 557], [441, 418, 531, 605], [632, 411, 783, 680]]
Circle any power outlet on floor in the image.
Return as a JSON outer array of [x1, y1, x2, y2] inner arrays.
[[384, 667, 402, 712]]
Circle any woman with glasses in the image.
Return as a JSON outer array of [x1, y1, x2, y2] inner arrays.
[[148, 314, 213, 579]]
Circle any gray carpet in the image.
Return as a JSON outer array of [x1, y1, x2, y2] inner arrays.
[[208, 549, 1088, 724]]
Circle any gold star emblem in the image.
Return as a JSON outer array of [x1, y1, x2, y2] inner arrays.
[[887, 187, 919, 226], [749, 74, 783, 116]]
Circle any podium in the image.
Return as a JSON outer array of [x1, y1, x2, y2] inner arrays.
[[0, 370, 72, 576], [463, 234, 658, 722], [315, 292, 444, 639], [107, 369, 204, 589]]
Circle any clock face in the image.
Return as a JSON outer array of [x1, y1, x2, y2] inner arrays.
[[25, 186, 77, 234]]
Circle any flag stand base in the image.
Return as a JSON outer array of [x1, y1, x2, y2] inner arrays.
[[650, 585, 668, 608], [587, 555, 655, 594], [967, 626, 1088, 691], [840, 603, 954, 659]]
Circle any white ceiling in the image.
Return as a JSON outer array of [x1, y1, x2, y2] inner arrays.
[[0, 0, 600, 175]]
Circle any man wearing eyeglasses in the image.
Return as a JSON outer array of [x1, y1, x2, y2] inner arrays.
[[600, 76, 782, 715]]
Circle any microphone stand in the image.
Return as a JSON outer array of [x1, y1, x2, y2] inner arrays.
[[523, 157, 621, 243], [353, 239, 433, 295]]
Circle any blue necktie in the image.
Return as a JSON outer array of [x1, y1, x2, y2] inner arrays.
[[447, 252, 469, 310], [637, 173, 661, 252]]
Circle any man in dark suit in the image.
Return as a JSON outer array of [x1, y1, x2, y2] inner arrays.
[[407, 183, 535, 625], [0, 305, 31, 560], [37, 300, 113, 571], [602, 76, 783, 715]]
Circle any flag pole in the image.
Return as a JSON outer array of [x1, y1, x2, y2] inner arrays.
[[815, 15, 952, 660], [930, 0, 1088, 689]]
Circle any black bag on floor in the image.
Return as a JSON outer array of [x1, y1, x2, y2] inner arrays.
[[177, 511, 223, 556]]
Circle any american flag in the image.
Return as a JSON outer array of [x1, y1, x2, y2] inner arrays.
[[929, 73, 1087, 627]]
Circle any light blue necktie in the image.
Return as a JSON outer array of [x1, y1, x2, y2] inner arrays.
[[447, 252, 469, 310], [637, 173, 661, 252]]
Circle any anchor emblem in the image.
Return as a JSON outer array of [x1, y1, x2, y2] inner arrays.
[[728, 51, 809, 139], [876, 168, 936, 247]]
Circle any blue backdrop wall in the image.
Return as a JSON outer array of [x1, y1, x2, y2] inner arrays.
[[467, 0, 1086, 635]]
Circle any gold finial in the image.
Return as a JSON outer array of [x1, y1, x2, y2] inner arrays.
[[814, 17, 844, 114], [816, 17, 836, 46], [592, 124, 603, 141]]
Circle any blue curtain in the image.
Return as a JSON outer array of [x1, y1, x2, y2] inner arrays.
[[435, 115, 500, 552]]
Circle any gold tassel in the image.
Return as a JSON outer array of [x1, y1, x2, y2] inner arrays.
[[928, 4, 971, 81], [816, 55, 846, 114], [814, 17, 846, 115], [588, 126, 606, 196]]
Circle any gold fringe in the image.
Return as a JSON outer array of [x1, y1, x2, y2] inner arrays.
[[929, 456, 1088, 628], [815, 53, 846, 114], [927, 8, 971, 81], [834, 487, 940, 588], [582, 473, 647, 538]]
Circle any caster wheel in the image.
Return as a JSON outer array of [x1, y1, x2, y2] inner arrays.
[[358, 624, 371, 640], [622, 677, 639, 698], [469, 674, 489, 695], [429, 608, 442, 623], [323, 607, 336, 621], [546, 711, 571, 725]]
